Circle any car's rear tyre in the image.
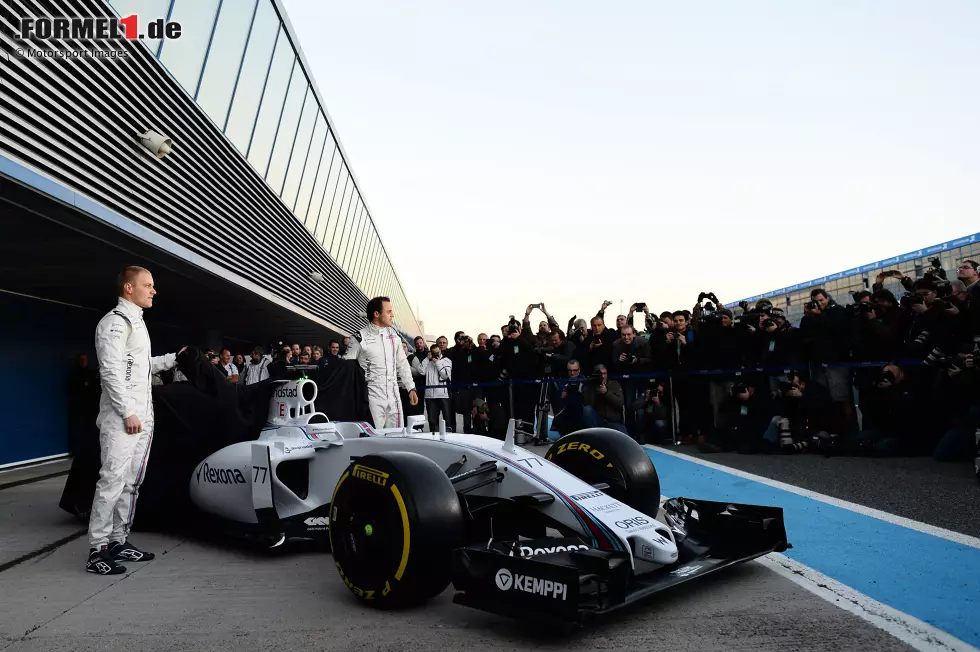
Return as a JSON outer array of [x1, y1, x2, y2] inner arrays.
[[329, 451, 464, 608], [545, 428, 661, 517]]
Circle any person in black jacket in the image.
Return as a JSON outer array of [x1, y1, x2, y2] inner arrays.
[[496, 315, 539, 436], [446, 332, 476, 432], [800, 288, 856, 437], [405, 336, 428, 417], [692, 306, 745, 431], [611, 325, 652, 438]]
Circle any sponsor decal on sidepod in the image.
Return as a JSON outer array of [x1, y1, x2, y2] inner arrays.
[[196, 462, 246, 485]]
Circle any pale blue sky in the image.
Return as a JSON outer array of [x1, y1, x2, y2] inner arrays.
[[282, 0, 980, 338]]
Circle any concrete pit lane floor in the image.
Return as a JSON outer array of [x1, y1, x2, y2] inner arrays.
[[0, 460, 931, 652]]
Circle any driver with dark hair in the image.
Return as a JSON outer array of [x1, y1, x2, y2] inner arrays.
[[344, 296, 418, 429]]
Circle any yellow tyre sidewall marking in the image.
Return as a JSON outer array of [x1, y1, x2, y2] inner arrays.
[[390, 483, 411, 582], [330, 469, 411, 590]]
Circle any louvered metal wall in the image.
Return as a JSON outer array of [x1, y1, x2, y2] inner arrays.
[[0, 0, 418, 339]]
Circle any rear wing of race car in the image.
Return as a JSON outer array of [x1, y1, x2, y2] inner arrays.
[[451, 498, 790, 624]]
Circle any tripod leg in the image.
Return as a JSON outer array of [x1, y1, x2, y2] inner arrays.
[[534, 377, 552, 444]]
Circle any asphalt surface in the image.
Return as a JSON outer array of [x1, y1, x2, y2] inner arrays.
[[658, 444, 980, 538], [0, 463, 919, 652]]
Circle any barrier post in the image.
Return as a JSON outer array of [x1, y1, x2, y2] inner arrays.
[[669, 370, 678, 446]]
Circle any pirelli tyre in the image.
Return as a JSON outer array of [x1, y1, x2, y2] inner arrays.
[[545, 428, 661, 518], [329, 451, 464, 607]]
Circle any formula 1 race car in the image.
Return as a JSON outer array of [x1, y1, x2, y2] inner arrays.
[[189, 374, 791, 623]]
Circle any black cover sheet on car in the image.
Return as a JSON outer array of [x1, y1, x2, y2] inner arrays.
[[58, 347, 372, 530]]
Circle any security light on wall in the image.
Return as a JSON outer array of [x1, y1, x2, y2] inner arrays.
[[137, 130, 172, 159]]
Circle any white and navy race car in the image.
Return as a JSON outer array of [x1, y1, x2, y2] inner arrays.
[[189, 373, 790, 623]]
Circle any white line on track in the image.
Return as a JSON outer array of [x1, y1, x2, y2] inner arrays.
[[757, 553, 979, 652], [646, 444, 980, 550]]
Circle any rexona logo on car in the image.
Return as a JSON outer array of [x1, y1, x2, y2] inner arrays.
[[274, 387, 298, 398], [196, 462, 246, 485], [517, 544, 590, 557], [549, 441, 605, 461], [569, 490, 604, 501], [494, 568, 568, 600], [352, 464, 389, 487]]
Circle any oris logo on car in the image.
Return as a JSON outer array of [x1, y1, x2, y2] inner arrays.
[[614, 516, 650, 530], [196, 462, 246, 485], [494, 568, 567, 600]]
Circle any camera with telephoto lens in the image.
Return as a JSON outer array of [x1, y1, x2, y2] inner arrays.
[[900, 293, 924, 309], [857, 302, 875, 314], [647, 380, 664, 399], [506, 315, 521, 335], [588, 368, 605, 384], [876, 368, 897, 385]]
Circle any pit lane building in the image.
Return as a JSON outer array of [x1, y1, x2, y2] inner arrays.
[[0, 0, 420, 466], [727, 231, 980, 324]]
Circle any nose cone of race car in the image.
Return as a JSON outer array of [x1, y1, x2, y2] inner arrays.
[[629, 525, 679, 565]]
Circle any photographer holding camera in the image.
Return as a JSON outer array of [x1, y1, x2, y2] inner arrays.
[[692, 292, 746, 430], [632, 379, 670, 445], [841, 363, 920, 457], [446, 331, 476, 432], [582, 364, 627, 434], [586, 310, 618, 372], [551, 359, 587, 436], [800, 288, 857, 438], [496, 313, 539, 436], [412, 343, 453, 432], [611, 324, 651, 438], [758, 372, 813, 453], [697, 381, 770, 454]]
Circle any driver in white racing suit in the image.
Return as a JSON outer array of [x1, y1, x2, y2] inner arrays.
[[86, 266, 184, 576], [345, 296, 418, 429]]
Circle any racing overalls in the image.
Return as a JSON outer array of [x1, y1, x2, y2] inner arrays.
[[88, 297, 177, 549], [345, 323, 416, 429]]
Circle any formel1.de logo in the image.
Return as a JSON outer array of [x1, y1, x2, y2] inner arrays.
[[18, 15, 182, 42]]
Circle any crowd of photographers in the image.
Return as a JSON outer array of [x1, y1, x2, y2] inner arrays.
[[68, 258, 978, 470], [400, 258, 980, 467]]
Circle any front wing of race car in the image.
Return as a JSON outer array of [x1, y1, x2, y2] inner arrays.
[[451, 497, 790, 623]]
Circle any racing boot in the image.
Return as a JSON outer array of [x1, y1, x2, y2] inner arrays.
[[108, 539, 155, 562], [86, 545, 126, 575]]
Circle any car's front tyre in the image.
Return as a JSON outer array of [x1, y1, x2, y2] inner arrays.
[[545, 428, 661, 518], [329, 451, 464, 607]]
